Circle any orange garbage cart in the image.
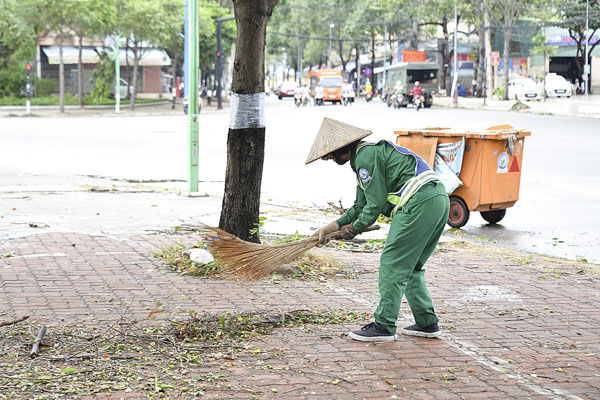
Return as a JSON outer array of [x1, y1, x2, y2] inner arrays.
[[394, 124, 531, 228]]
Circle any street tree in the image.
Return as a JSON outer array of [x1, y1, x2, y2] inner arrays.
[[197, 2, 236, 90], [67, 0, 116, 108], [31, 0, 74, 113], [219, 0, 279, 242], [420, 0, 466, 92], [117, 0, 174, 111], [561, 0, 600, 93], [490, 0, 528, 100], [0, 0, 37, 97]]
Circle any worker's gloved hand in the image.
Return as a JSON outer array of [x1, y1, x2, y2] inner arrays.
[[312, 221, 340, 246], [340, 224, 357, 240]]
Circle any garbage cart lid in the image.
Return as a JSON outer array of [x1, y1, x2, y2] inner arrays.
[[394, 124, 531, 140]]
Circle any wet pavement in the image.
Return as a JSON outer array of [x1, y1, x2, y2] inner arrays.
[[2, 98, 600, 398], [1, 181, 599, 399]]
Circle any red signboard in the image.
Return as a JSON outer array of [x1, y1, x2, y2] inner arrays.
[[491, 51, 500, 66], [403, 50, 426, 63]]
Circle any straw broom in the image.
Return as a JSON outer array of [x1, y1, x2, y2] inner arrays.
[[198, 223, 380, 280]]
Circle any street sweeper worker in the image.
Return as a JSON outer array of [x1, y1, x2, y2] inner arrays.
[[305, 117, 450, 342]]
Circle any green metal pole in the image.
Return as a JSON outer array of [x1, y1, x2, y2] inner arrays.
[[188, 0, 199, 192], [115, 35, 120, 113]]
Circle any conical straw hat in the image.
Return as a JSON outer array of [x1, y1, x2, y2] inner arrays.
[[305, 118, 372, 164]]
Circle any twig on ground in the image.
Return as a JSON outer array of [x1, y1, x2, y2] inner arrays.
[[30, 325, 47, 357], [0, 315, 30, 327]]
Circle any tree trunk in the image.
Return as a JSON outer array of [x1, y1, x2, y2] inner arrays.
[[130, 42, 139, 111], [502, 28, 510, 100], [440, 16, 450, 92], [77, 34, 84, 108], [59, 42, 64, 113], [219, 0, 279, 243], [485, 5, 493, 100], [476, 26, 485, 97], [338, 39, 347, 72], [410, 18, 419, 49]]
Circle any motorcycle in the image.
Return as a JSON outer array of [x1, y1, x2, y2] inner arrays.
[[388, 93, 403, 109], [413, 94, 424, 111], [342, 90, 350, 106], [365, 91, 373, 102], [315, 89, 324, 106], [294, 91, 303, 107]]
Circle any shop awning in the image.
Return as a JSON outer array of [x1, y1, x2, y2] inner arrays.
[[42, 46, 171, 66]]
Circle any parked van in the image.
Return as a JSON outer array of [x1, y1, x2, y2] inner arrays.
[[309, 69, 343, 104]]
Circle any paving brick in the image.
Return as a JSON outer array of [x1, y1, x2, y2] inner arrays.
[[1, 231, 599, 399]]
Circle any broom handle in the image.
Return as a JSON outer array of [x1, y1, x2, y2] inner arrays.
[[326, 224, 380, 241]]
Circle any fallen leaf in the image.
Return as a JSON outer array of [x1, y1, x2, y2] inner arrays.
[[148, 310, 163, 319]]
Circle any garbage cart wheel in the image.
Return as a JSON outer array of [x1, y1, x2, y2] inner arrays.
[[480, 209, 506, 224], [448, 196, 469, 228]]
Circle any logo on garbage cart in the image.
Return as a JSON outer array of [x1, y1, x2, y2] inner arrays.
[[497, 152, 509, 173]]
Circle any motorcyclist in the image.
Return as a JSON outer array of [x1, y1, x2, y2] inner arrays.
[[301, 84, 310, 106], [412, 81, 423, 97], [412, 81, 424, 110], [393, 80, 404, 96], [342, 81, 353, 105], [294, 83, 303, 106], [314, 82, 324, 105], [365, 80, 373, 95], [391, 80, 404, 107]]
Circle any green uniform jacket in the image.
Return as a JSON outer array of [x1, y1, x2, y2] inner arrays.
[[336, 141, 442, 233]]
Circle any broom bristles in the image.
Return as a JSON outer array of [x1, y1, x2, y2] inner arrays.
[[197, 222, 379, 280]]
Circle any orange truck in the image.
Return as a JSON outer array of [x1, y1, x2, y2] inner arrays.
[[308, 69, 343, 104]]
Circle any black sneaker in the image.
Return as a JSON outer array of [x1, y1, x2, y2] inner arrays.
[[401, 322, 441, 338], [348, 322, 396, 342]]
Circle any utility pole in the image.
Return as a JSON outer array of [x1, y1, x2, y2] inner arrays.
[[371, 30, 375, 90], [383, 24, 387, 91], [584, 0, 590, 95], [187, 0, 199, 193], [451, 0, 458, 103], [184, 0, 188, 105], [485, 1, 493, 101], [297, 27, 301, 84], [328, 24, 334, 68], [114, 35, 121, 113], [216, 17, 234, 109]]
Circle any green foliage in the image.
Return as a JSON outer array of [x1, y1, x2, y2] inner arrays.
[[274, 230, 307, 244], [152, 243, 222, 277], [177, 308, 370, 341], [0, 0, 37, 96], [0, 95, 162, 106], [33, 77, 56, 97], [249, 216, 267, 238], [88, 52, 115, 101]]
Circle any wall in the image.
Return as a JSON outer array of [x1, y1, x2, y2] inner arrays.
[[592, 56, 600, 94], [139, 66, 161, 99]]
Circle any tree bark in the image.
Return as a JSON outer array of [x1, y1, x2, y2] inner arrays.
[[219, 0, 279, 243]]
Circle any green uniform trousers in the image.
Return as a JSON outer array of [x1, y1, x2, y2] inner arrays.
[[374, 182, 450, 334]]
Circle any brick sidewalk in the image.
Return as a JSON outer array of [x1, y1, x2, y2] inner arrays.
[[1, 230, 598, 399]]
